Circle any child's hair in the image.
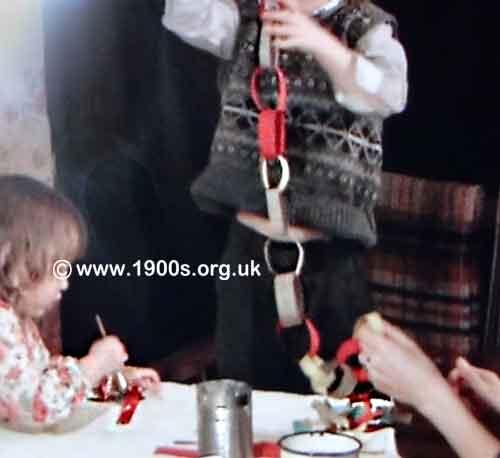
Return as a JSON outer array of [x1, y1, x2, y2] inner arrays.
[[0, 175, 87, 304]]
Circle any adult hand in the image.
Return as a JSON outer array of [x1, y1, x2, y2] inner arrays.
[[357, 319, 448, 411], [449, 357, 500, 415]]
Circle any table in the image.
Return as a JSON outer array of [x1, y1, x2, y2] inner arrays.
[[0, 382, 472, 458], [0, 383, 404, 458]]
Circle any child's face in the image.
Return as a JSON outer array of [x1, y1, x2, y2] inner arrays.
[[15, 274, 69, 319]]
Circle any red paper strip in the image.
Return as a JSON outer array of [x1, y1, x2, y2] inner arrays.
[[117, 385, 144, 425], [258, 109, 287, 161], [154, 442, 280, 458], [254, 441, 281, 457]]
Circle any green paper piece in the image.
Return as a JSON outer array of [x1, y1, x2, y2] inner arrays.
[[293, 419, 313, 433]]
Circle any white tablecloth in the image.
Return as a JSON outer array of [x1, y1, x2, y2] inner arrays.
[[0, 383, 400, 458]]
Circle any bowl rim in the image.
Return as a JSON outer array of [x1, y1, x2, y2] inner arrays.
[[278, 431, 362, 457]]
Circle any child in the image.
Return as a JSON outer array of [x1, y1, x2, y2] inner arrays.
[[0, 175, 159, 431], [162, 0, 407, 392], [357, 318, 500, 458]]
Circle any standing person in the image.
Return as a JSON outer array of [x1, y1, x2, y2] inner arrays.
[[162, 0, 407, 392], [42, 0, 226, 366]]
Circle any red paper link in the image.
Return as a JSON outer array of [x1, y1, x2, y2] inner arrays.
[[336, 338, 369, 383], [336, 338, 360, 365], [258, 109, 287, 160], [251, 66, 288, 112], [276, 320, 321, 356], [276, 319, 321, 358], [305, 319, 320, 357]]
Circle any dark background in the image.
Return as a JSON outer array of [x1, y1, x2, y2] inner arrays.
[[380, 1, 499, 188], [42, 1, 500, 364]]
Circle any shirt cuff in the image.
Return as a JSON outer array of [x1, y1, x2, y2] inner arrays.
[[162, 0, 239, 60], [335, 54, 385, 113], [354, 55, 384, 95], [333, 23, 408, 117]]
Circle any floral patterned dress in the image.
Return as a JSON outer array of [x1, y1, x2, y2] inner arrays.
[[0, 302, 89, 431]]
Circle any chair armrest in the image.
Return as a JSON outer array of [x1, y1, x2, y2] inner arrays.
[[484, 186, 500, 352]]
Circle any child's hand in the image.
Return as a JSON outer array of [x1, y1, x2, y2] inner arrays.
[[123, 366, 161, 395], [449, 357, 500, 415], [80, 336, 128, 385], [88, 336, 128, 371], [357, 320, 448, 411], [262, 0, 338, 54]]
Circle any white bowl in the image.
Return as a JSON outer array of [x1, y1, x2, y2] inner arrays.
[[279, 432, 362, 457]]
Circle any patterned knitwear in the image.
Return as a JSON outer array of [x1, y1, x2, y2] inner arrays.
[[191, 1, 397, 247]]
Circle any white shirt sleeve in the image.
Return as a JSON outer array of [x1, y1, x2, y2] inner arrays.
[[162, 0, 240, 60], [333, 23, 408, 118]]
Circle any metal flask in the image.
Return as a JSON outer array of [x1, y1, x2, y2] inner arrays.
[[197, 380, 253, 458]]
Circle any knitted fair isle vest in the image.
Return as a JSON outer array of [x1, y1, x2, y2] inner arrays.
[[191, 1, 397, 247]]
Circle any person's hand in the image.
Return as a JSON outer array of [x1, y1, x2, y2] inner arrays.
[[357, 319, 448, 411], [262, 0, 338, 54], [79, 336, 128, 385], [123, 366, 161, 395], [449, 357, 500, 415]]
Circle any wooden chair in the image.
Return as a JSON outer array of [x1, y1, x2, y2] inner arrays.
[[366, 172, 500, 372], [483, 186, 500, 352]]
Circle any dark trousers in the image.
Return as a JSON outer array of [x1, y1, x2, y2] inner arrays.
[[215, 221, 373, 393]]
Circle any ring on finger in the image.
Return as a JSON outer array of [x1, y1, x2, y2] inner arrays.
[[359, 353, 371, 367]]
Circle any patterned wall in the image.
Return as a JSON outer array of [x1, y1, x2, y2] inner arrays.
[[1, 1, 60, 353], [0, 0, 54, 185]]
